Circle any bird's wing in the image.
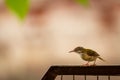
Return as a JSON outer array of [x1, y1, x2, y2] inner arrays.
[[85, 49, 99, 56]]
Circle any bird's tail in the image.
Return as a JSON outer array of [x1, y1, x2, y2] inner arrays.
[[98, 57, 105, 62]]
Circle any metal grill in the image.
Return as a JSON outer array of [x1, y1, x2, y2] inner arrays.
[[41, 65, 120, 80]]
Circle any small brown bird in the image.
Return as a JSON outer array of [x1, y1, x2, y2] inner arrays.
[[69, 46, 105, 66]]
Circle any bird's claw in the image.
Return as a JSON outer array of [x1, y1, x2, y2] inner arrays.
[[82, 64, 96, 66], [90, 64, 96, 66], [83, 63, 90, 66]]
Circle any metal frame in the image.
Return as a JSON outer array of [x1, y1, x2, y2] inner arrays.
[[41, 65, 120, 80]]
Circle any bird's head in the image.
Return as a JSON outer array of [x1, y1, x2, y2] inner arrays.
[[69, 47, 85, 53]]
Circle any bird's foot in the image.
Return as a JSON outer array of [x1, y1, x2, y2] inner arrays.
[[83, 63, 90, 66], [90, 64, 96, 66]]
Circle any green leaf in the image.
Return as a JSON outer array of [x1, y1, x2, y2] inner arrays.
[[5, 0, 29, 20], [76, 0, 89, 6]]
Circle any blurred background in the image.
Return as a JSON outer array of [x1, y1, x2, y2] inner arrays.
[[0, 0, 120, 80]]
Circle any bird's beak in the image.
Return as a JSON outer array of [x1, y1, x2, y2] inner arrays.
[[69, 50, 74, 53]]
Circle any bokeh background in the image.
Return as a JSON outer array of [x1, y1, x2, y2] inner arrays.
[[0, 0, 120, 80]]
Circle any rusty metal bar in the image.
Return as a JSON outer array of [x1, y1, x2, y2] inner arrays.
[[73, 75, 75, 80], [84, 75, 86, 80], [41, 65, 120, 80], [108, 75, 110, 80], [97, 75, 99, 80], [61, 75, 63, 80]]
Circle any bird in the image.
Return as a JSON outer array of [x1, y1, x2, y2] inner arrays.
[[69, 46, 105, 66]]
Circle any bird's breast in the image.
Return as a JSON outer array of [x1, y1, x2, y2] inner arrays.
[[81, 53, 96, 61]]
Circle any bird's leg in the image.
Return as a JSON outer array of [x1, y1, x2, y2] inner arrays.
[[84, 61, 90, 66], [92, 59, 96, 66]]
